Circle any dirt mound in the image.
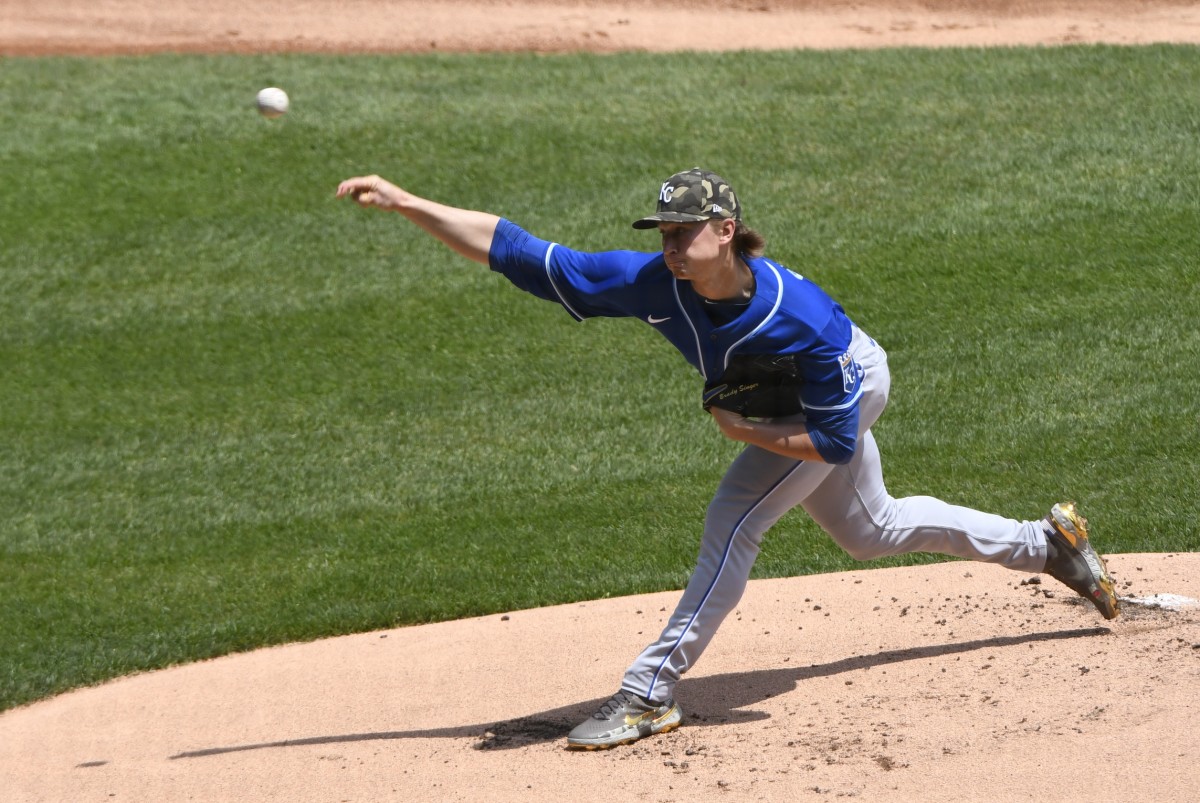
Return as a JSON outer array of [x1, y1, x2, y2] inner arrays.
[[3, 555, 1199, 801]]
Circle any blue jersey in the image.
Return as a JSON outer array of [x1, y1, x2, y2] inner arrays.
[[488, 219, 865, 463]]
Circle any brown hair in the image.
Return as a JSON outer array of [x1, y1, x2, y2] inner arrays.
[[734, 222, 766, 258]]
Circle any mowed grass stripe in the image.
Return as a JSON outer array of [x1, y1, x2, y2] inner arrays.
[[1, 46, 1197, 710]]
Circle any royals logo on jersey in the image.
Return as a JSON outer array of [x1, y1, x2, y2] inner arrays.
[[839, 351, 862, 395]]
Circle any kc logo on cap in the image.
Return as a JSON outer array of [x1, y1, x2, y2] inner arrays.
[[633, 168, 742, 230]]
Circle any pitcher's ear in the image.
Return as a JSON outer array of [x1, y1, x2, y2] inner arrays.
[[715, 217, 737, 244]]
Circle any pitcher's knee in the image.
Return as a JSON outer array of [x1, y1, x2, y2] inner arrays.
[[705, 499, 766, 540], [823, 523, 896, 562], [841, 541, 889, 562], [702, 508, 770, 560]]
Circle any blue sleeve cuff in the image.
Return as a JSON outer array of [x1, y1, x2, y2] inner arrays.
[[806, 405, 860, 465]]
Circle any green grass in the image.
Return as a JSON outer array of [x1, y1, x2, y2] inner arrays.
[[2, 46, 1198, 711]]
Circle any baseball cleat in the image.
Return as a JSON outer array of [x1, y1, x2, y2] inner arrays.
[[566, 689, 682, 750], [1043, 502, 1119, 620]]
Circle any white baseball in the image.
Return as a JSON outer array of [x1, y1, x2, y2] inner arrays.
[[256, 87, 289, 119]]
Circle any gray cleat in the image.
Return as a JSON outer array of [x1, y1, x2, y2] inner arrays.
[[567, 689, 682, 750], [1044, 501, 1120, 620]]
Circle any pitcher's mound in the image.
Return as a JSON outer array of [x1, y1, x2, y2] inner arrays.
[[3, 553, 1198, 802]]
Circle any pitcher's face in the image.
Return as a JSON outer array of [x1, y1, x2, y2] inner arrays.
[[658, 220, 732, 281]]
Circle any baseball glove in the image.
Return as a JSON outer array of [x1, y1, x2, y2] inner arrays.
[[702, 353, 805, 419]]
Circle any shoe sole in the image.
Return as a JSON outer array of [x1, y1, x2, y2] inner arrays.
[[567, 719, 681, 751], [1050, 502, 1120, 620], [566, 704, 682, 750]]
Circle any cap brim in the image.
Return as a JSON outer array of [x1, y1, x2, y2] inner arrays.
[[631, 212, 711, 230]]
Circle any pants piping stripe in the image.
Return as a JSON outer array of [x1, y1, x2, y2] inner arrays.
[[644, 458, 805, 700]]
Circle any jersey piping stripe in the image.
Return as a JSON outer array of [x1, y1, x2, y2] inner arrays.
[[671, 279, 708, 382], [542, 243, 586, 322], [722, 260, 785, 372], [644, 458, 806, 700]]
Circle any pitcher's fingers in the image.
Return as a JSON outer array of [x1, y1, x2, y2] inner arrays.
[[336, 177, 373, 198]]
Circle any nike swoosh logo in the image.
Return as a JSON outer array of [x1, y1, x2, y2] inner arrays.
[[647, 315, 671, 324]]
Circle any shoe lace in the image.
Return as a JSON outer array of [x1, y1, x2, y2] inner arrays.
[[593, 690, 637, 720]]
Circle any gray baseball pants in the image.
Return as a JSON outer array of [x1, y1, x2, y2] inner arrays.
[[623, 326, 1050, 703]]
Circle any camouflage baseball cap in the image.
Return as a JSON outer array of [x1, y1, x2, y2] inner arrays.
[[632, 168, 742, 230]]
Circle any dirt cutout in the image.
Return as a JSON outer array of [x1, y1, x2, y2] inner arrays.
[[3, 3, 1200, 802], [4, 1, 1200, 54]]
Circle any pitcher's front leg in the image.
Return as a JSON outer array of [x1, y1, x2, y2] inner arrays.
[[622, 445, 834, 702]]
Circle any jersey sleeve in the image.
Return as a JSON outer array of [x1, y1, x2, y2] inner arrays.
[[487, 218, 655, 320], [796, 315, 865, 465], [804, 403, 860, 465]]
